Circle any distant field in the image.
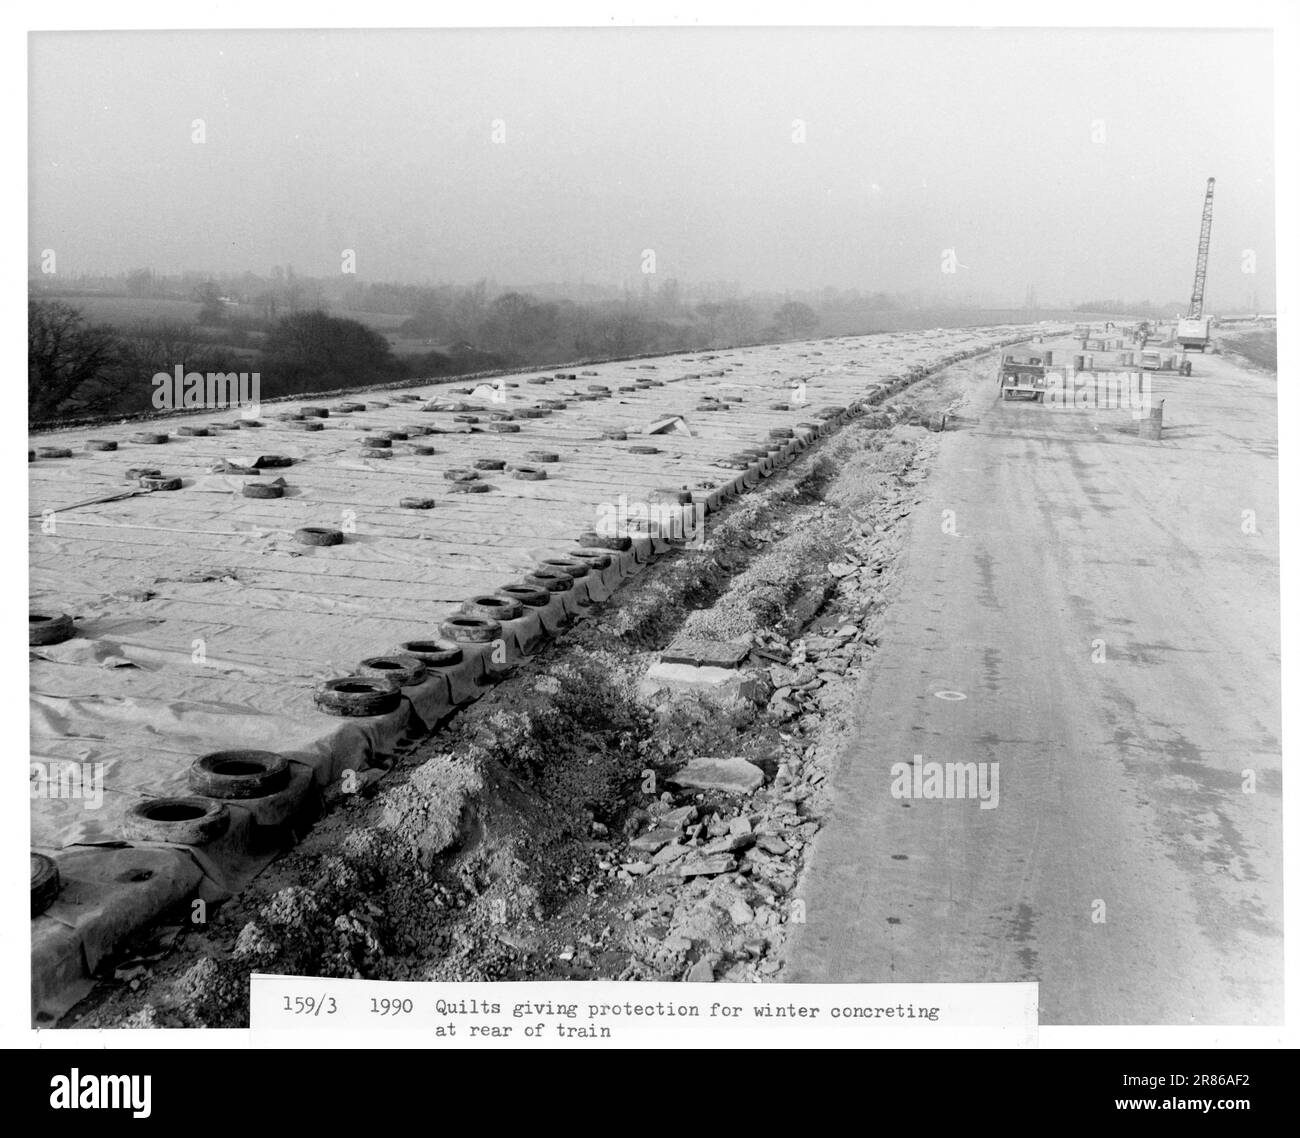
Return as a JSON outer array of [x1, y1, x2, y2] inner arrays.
[[335, 311, 437, 357], [53, 295, 419, 338], [1220, 327, 1277, 372], [47, 294, 204, 326], [340, 309, 408, 330]]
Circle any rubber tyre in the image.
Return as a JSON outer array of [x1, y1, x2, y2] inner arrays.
[[525, 567, 575, 592], [568, 550, 612, 570], [85, 439, 118, 451], [357, 655, 428, 687], [295, 527, 344, 547], [37, 447, 73, 458], [539, 557, 588, 577], [140, 476, 183, 491], [31, 853, 60, 916], [30, 612, 74, 646], [123, 797, 230, 845], [439, 615, 503, 643], [242, 482, 284, 499], [188, 750, 290, 800], [400, 497, 436, 509], [577, 531, 632, 551], [462, 594, 523, 621], [496, 583, 552, 608], [314, 676, 402, 717], [652, 487, 693, 505], [396, 639, 463, 667]]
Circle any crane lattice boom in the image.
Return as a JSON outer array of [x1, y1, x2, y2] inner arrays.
[[1188, 177, 1215, 320]]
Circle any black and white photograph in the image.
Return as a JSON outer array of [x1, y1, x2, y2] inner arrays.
[[8, 1, 1297, 1089]]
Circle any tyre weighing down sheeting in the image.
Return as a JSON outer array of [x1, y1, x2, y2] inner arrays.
[[27, 325, 1049, 1020]]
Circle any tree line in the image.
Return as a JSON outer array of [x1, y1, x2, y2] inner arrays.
[[28, 301, 499, 423], [28, 286, 821, 425]]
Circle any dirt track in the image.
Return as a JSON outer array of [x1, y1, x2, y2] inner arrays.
[[785, 337, 1282, 1024]]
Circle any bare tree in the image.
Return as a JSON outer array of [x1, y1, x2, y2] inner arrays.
[[718, 299, 757, 345], [774, 300, 819, 339], [28, 300, 123, 421], [123, 319, 223, 373], [125, 268, 154, 298], [194, 281, 226, 324]]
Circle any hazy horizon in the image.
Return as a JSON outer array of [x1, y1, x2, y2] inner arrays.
[[29, 27, 1276, 309]]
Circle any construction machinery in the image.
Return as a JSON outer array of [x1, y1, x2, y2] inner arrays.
[[1176, 177, 1215, 351], [998, 348, 1050, 400], [997, 327, 1181, 406]]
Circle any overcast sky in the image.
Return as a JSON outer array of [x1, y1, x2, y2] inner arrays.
[[29, 26, 1275, 306]]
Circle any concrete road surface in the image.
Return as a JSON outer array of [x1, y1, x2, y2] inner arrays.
[[786, 346, 1282, 1025]]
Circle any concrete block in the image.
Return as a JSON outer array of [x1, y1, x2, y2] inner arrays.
[[639, 661, 767, 703]]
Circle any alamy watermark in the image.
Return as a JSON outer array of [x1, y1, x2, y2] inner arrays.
[[890, 754, 999, 809], [49, 1070, 151, 1119], [151, 366, 260, 415], [31, 761, 105, 809], [1042, 369, 1153, 415], [595, 493, 705, 548]]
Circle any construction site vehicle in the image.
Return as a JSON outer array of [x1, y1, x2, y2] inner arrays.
[[998, 351, 1050, 400], [1177, 317, 1210, 351], [1177, 178, 1215, 351]]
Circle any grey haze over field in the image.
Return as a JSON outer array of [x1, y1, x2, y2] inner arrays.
[[29, 26, 1275, 306]]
